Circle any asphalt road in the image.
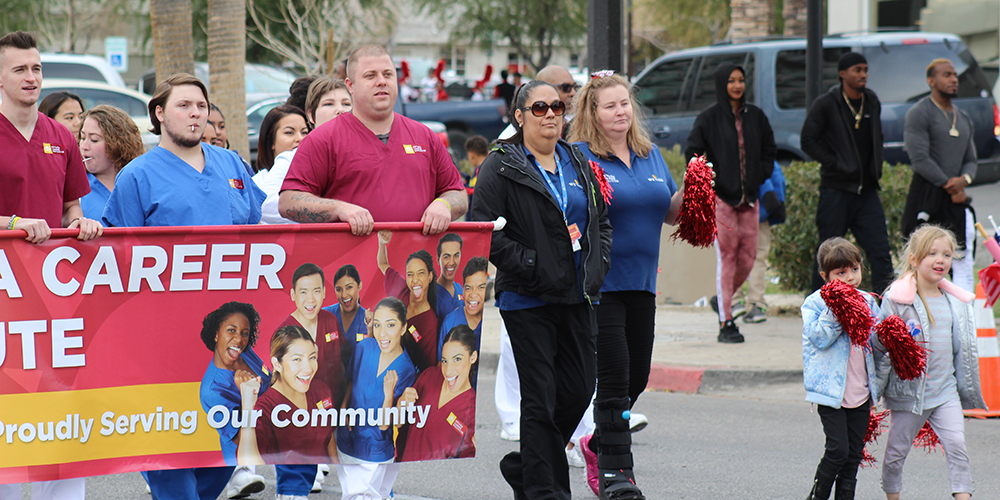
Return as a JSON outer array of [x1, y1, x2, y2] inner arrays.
[[20, 372, 1000, 500]]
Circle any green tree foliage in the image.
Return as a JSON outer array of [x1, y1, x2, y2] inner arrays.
[[633, 0, 731, 53], [771, 161, 912, 293], [414, 0, 586, 73]]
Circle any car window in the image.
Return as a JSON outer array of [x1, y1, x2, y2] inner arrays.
[[245, 66, 298, 94], [774, 47, 850, 109], [635, 58, 695, 115], [863, 43, 992, 103], [41, 88, 148, 117], [41, 63, 107, 84], [691, 53, 754, 112], [247, 101, 281, 135]]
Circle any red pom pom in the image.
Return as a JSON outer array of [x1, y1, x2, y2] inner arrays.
[[860, 449, 878, 468], [913, 421, 941, 453], [865, 408, 889, 445], [875, 315, 927, 381], [819, 279, 873, 348], [671, 155, 717, 248], [588, 160, 614, 205]]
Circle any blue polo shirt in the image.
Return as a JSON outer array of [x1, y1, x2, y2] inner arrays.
[[497, 143, 588, 310], [577, 143, 676, 293]]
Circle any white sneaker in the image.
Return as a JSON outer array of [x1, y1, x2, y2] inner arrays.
[[500, 421, 520, 441], [318, 464, 330, 477], [629, 412, 649, 433], [226, 466, 266, 499], [565, 441, 585, 468], [275, 495, 308, 500], [311, 479, 322, 493]]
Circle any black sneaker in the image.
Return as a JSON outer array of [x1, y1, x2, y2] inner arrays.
[[709, 295, 719, 313], [718, 320, 745, 343], [743, 305, 767, 323]]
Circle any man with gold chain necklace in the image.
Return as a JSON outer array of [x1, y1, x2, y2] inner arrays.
[[801, 52, 894, 295], [902, 58, 978, 291]]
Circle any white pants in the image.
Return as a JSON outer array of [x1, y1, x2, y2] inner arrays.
[[952, 208, 975, 293], [570, 392, 596, 443], [882, 398, 972, 495], [0, 479, 86, 500], [335, 463, 400, 500], [495, 319, 521, 425]]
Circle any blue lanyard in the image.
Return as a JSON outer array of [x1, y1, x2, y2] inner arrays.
[[529, 147, 568, 216]]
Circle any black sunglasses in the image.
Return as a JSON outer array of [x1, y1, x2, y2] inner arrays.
[[558, 82, 581, 93], [523, 100, 566, 117]]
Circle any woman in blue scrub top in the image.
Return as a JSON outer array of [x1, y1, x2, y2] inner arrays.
[[322, 264, 368, 367], [469, 80, 612, 500], [198, 301, 270, 466], [569, 71, 683, 500], [77, 105, 144, 219]]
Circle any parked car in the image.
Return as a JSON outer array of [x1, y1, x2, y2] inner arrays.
[[39, 79, 157, 148], [40, 53, 127, 88], [138, 62, 299, 107], [633, 31, 1000, 183]]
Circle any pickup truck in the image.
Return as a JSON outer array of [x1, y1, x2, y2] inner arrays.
[[395, 98, 508, 160]]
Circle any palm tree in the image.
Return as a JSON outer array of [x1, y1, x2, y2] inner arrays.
[[208, 0, 249, 160], [149, 0, 195, 84]]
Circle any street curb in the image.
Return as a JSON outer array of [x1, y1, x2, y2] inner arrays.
[[647, 363, 802, 394]]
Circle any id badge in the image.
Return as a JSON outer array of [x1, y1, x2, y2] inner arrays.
[[567, 223, 582, 252]]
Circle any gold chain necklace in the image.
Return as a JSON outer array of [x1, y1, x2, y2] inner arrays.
[[843, 92, 864, 129], [929, 96, 959, 137]]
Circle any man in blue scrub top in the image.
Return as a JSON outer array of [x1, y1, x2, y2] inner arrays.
[[100, 73, 265, 500], [434, 233, 464, 318]]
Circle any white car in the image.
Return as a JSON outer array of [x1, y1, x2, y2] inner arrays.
[[40, 53, 127, 88], [40, 79, 158, 148]]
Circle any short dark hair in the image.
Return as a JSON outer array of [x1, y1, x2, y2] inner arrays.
[[816, 237, 864, 277], [39, 91, 84, 120], [287, 76, 317, 111], [256, 104, 308, 171], [200, 301, 261, 351], [462, 256, 488, 281], [501, 69, 509, 80], [374, 297, 407, 324], [333, 264, 361, 286], [148, 73, 209, 135], [292, 262, 324, 290], [0, 31, 37, 59], [437, 233, 463, 256], [925, 58, 953, 78], [465, 135, 489, 157]]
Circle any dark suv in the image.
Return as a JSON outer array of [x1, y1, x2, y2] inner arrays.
[[634, 31, 1000, 183]]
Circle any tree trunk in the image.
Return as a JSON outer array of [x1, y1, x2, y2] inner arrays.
[[150, 0, 194, 85], [782, 0, 808, 36], [729, 0, 773, 39], [208, 0, 249, 161]]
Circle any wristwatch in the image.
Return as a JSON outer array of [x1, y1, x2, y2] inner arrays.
[[962, 173, 973, 185]]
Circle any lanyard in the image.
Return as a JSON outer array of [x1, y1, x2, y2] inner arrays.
[[529, 147, 568, 216]]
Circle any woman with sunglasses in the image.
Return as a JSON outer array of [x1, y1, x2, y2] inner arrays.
[[470, 80, 612, 500], [569, 71, 683, 500]]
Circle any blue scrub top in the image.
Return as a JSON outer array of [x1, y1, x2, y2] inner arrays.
[[80, 172, 111, 220], [335, 337, 417, 462], [102, 143, 265, 227], [323, 302, 367, 366], [435, 282, 463, 320], [497, 143, 588, 311], [199, 349, 272, 465], [576, 143, 677, 293]]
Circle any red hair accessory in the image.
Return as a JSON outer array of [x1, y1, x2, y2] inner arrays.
[[671, 155, 716, 248], [589, 160, 614, 204], [875, 315, 927, 380], [819, 279, 874, 348]]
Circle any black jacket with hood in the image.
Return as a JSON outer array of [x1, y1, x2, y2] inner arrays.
[[685, 62, 776, 207], [469, 139, 612, 305], [800, 84, 884, 193]]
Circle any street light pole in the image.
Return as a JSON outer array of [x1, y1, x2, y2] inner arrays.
[[805, 0, 823, 109]]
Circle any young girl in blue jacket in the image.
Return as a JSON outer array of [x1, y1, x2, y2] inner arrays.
[[801, 237, 883, 500]]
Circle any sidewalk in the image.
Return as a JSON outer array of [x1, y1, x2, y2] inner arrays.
[[478, 293, 807, 394]]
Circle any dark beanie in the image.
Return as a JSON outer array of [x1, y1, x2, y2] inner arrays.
[[838, 52, 867, 72]]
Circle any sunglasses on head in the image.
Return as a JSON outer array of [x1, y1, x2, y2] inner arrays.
[[523, 100, 566, 117], [558, 82, 581, 94]]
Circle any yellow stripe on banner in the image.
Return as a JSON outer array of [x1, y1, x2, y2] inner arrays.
[[0, 383, 218, 467]]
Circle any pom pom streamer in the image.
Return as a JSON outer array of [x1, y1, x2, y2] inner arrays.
[[860, 408, 889, 468], [671, 155, 716, 248], [913, 421, 942, 453], [588, 160, 614, 205], [819, 279, 874, 348], [875, 315, 927, 381]]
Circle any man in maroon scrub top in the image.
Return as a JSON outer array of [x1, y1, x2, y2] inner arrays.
[[0, 30, 102, 500], [278, 44, 467, 235]]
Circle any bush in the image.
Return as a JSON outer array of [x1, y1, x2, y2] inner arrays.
[[770, 161, 913, 293]]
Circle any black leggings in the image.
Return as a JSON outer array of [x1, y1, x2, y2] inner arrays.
[[595, 291, 656, 404], [816, 398, 871, 481]]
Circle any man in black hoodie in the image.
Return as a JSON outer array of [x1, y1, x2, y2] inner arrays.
[[800, 52, 893, 295], [686, 62, 776, 343]]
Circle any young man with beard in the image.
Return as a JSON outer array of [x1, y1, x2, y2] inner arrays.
[[801, 52, 894, 295], [902, 58, 978, 291]]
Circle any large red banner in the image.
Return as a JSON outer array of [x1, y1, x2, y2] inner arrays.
[[0, 222, 493, 483]]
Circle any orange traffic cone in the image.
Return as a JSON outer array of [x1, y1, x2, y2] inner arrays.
[[964, 283, 1000, 418]]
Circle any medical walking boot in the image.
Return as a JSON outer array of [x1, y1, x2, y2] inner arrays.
[[594, 398, 645, 500]]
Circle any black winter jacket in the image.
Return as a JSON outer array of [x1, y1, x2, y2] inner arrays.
[[469, 139, 612, 305], [685, 62, 776, 207], [800, 84, 884, 193]]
